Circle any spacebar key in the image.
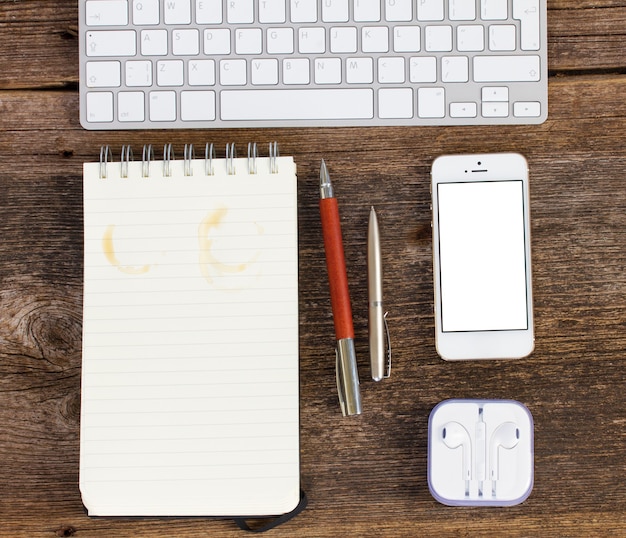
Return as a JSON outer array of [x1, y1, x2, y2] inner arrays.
[[221, 89, 374, 121]]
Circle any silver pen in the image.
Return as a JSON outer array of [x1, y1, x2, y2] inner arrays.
[[368, 206, 391, 381]]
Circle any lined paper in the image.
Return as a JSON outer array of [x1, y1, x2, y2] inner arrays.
[[80, 156, 300, 516]]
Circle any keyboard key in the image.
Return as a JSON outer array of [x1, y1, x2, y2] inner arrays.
[[346, 57, 373, 83], [133, 0, 160, 25], [228, 0, 254, 23], [181, 91, 216, 121], [86, 92, 114, 122], [441, 56, 468, 82], [393, 26, 421, 53], [149, 91, 176, 121], [481, 0, 508, 20], [86, 31, 136, 57], [354, 0, 381, 22], [473, 55, 540, 82], [409, 56, 437, 83], [86, 61, 121, 87], [221, 89, 374, 120], [118, 91, 145, 122], [141, 29, 168, 55], [220, 59, 247, 85], [164, 0, 191, 24], [513, 101, 541, 117], [236, 28, 263, 54], [196, 0, 223, 24], [449, 0, 475, 21], [251, 59, 279, 85], [378, 57, 405, 84], [482, 102, 509, 117], [299, 27, 326, 53], [126, 60, 152, 86], [417, 0, 444, 21], [173, 29, 200, 55], [457, 25, 484, 52], [378, 88, 413, 118], [482, 86, 509, 101], [283, 58, 310, 84], [323, 0, 350, 22], [314, 58, 342, 84], [86, 1, 128, 26], [362, 27, 389, 53], [157, 60, 184, 86], [425, 26, 452, 52], [204, 29, 231, 55], [259, 0, 286, 23], [267, 28, 295, 54], [385, 0, 412, 22], [450, 102, 477, 117], [330, 27, 357, 53], [188, 59, 216, 86], [513, 0, 541, 50], [290, 0, 317, 22], [489, 25, 516, 51], [418, 87, 445, 118]]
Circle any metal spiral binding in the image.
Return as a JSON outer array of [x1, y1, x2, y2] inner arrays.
[[142, 144, 154, 178], [247, 142, 258, 174], [184, 144, 195, 176], [226, 143, 236, 175], [120, 145, 133, 178], [205, 143, 215, 176], [100, 143, 278, 177], [163, 143, 174, 177], [269, 141, 279, 174], [99, 145, 112, 179]]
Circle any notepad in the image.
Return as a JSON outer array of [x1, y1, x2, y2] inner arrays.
[[80, 146, 300, 517]]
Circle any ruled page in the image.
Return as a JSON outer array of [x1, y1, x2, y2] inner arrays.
[[80, 156, 299, 516]]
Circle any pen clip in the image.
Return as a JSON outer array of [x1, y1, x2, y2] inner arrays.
[[383, 311, 392, 379]]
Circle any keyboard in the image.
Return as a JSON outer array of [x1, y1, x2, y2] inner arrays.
[[79, 0, 547, 129]]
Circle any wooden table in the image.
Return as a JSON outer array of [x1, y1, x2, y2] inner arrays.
[[1, 2, 624, 536]]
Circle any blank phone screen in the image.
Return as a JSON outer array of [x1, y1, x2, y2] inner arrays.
[[437, 180, 529, 332]]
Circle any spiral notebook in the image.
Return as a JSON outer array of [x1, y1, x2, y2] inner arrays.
[[79, 143, 300, 517]]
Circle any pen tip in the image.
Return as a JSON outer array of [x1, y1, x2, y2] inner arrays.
[[319, 159, 334, 198]]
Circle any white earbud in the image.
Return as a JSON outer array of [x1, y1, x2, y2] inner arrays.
[[442, 421, 472, 481], [489, 422, 520, 481]]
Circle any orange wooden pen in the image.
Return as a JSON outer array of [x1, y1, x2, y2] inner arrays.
[[319, 160, 362, 416]]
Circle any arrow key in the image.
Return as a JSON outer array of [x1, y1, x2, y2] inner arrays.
[[450, 102, 477, 118]]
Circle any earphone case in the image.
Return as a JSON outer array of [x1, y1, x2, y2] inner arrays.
[[428, 399, 534, 506]]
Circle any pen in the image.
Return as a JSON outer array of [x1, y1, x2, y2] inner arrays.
[[368, 206, 390, 381], [319, 160, 362, 417]]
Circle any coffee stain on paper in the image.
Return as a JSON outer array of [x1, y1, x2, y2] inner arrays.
[[102, 225, 151, 275], [198, 207, 260, 285]]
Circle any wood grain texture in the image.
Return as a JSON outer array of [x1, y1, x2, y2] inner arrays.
[[0, 0, 625, 536]]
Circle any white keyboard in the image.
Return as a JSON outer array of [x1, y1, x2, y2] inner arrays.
[[79, 0, 547, 129]]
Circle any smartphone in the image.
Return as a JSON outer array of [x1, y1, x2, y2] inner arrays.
[[431, 153, 534, 360]]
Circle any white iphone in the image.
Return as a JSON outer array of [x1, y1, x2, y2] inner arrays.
[[431, 153, 534, 360]]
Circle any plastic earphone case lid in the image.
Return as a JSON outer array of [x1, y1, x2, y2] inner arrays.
[[427, 399, 534, 507]]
